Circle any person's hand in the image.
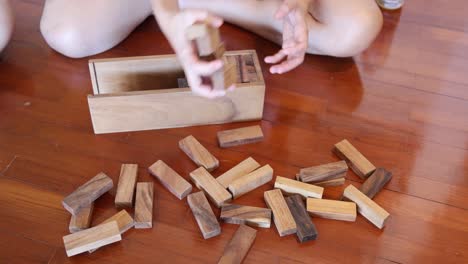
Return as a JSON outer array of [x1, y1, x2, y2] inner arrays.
[[165, 10, 229, 98], [265, 0, 311, 74]]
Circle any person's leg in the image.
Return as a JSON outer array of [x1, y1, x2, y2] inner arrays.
[[40, 0, 152, 58], [0, 0, 14, 54], [179, 0, 383, 57]]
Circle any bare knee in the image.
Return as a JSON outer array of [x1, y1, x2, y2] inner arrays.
[[0, 0, 14, 53]]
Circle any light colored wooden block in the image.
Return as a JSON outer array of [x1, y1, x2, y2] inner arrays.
[[333, 140, 376, 179], [148, 160, 192, 200], [240, 54, 259, 83], [285, 195, 318, 243], [180, 135, 219, 172], [115, 164, 138, 208], [187, 191, 221, 239], [306, 198, 356, 222], [217, 125, 264, 148], [218, 225, 257, 264], [211, 57, 237, 92], [69, 203, 94, 233], [87, 51, 265, 135], [216, 157, 261, 188], [297, 160, 348, 183], [264, 189, 297, 237], [62, 172, 113, 215], [89, 209, 134, 253], [274, 176, 323, 199], [63, 221, 121, 257], [228, 165, 273, 199], [220, 204, 271, 228], [343, 185, 390, 229], [313, 177, 346, 187], [186, 23, 221, 57], [134, 182, 154, 229], [190, 167, 232, 207]]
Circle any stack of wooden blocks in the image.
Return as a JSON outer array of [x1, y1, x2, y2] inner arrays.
[[61, 124, 392, 263]]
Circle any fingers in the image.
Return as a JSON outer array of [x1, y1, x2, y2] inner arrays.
[[183, 9, 223, 28], [275, 0, 295, 19], [269, 56, 304, 74], [265, 50, 287, 64]]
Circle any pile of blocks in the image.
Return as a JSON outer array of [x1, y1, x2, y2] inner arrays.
[[61, 124, 392, 263]]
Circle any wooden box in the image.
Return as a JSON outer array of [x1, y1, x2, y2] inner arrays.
[[87, 50, 265, 134]]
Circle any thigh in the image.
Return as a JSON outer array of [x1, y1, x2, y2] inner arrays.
[[0, 0, 14, 53]]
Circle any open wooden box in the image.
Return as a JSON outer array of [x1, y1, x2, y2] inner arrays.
[[87, 50, 265, 134]]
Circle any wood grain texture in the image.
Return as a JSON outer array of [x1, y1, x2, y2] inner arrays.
[[186, 23, 221, 57], [190, 167, 232, 207], [148, 160, 192, 199], [220, 204, 272, 228], [218, 225, 257, 264], [217, 125, 264, 148], [264, 189, 297, 237], [187, 191, 221, 239], [180, 135, 219, 172], [115, 164, 138, 207], [306, 198, 357, 222], [216, 157, 261, 188], [285, 195, 318, 243], [333, 140, 376, 179], [62, 172, 113, 215], [360, 168, 393, 199], [69, 203, 94, 233], [211, 56, 237, 92], [274, 176, 323, 199], [240, 54, 259, 83], [134, 182, 154, 229], [228, 164, 273, 199], [63, 221, 121, 257], [343, 185, 390, 229], [313, 177, 345, 187], [297, 160, 348, 183]]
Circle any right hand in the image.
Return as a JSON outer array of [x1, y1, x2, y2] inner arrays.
[[165, 10, 228, 98]]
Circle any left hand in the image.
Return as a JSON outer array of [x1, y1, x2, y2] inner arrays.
[[265, 0, 311, 74]]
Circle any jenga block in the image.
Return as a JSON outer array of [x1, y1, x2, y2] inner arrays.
[[134, 182, 154, 229], [297, 161, 348, 183], [211, 58, 237, 92], [190, 167, 232, 207], [216, 157, 261, 188], [179, 135, 219, 172], [63, 221, 121, 257], [313, 177, 346, 187], [274, 176, 323, 199], [89, 209, 134, 253], [360, 168, 392, 199], [62, 172, 113, 215], [115, 164, 138, 208], [306, 198, 356, 222], [148, 160, 192, 200], [228, 165, 273, 199], [228, 55, 243, 83], [187, 191, 221, 239], [69, 203, 94, 233], [218, 225, 257, 264], [240, 54, 258, 83], [186, 23, 221, 57], [217, 125, 264, 148], [343, 185, 390, 229], [264, 189, 297, 237], [285, 195, 318, 243], [220, 204, 271, 228], [333, 139, 376, 179], [177, 78, 189, 88]]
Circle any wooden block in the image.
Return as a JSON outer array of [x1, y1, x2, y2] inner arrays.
[[62, 172, 113, 215], [228, 55, 243, 83], [240, 54, 259, 83], [333, 139, 376, 179], [187, 191, 221, 239], [263, 189, 297, 237], [306, 198, 356, 222], [69, 203, 94, 233], [360, 168, 392, 199], [313, 177, 346, 187], [89, 209, 134, 253], [63, 221, 121, 257], [297, 161, 348, 183], [115, 164, 138, 208], [211, 58, 237, 91], [343, 185, 390, 229], [148, 160, 192, 200], [285, 195, 318, 243], [216, 157, 261, 188], [134, 182, 154, 229], [218, 225, 257, 264], [186, 23, 221, 57], [217, 125, 264, 148], [177, 78, 188, 88], [274, 176, 323, 199], [220, 204, 272, 228], [228, 165, 273, 199], [190, 167, 232, 207], [179, 135, 219, 172]]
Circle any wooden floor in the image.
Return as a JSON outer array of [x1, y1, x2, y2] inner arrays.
[[1, 0, 468, 263]]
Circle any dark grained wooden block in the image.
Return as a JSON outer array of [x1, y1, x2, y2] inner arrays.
[[297, 161, 348, 183], [285, 194, 318, 243], [187, 191, 221, 239], [220, 204, 271, 228], [360, 168, 392, 199]]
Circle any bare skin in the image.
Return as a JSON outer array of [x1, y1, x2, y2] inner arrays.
[[0, 0, 14, 53]]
